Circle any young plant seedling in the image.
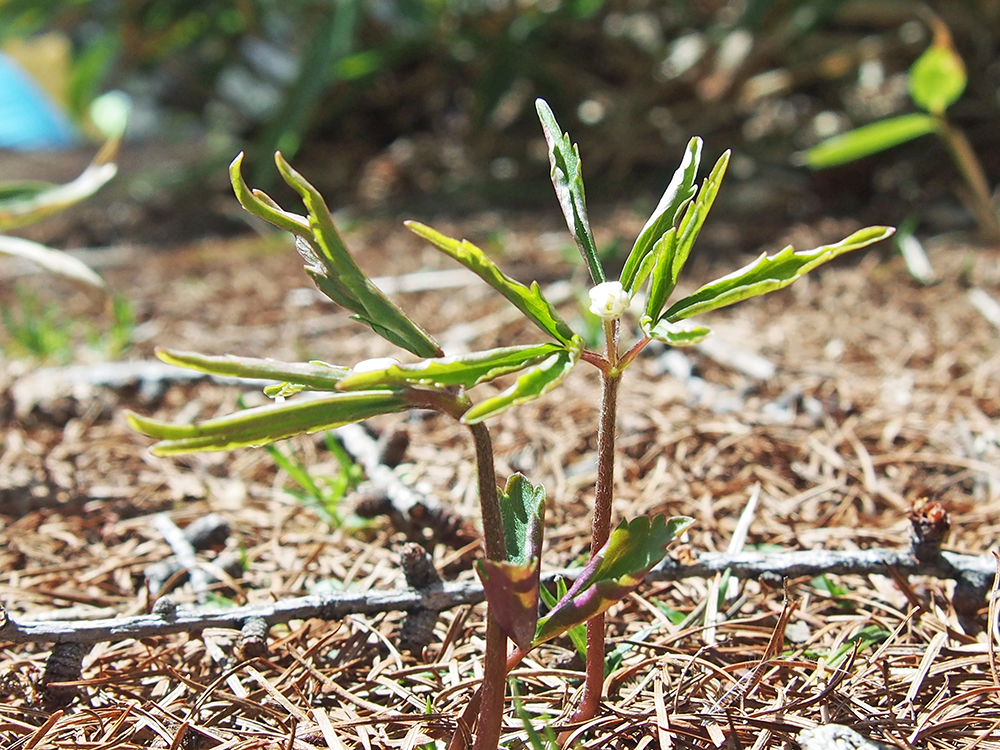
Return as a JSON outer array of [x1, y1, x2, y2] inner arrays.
[[128, 99, 892, 749], [800, 15, 999, 240]]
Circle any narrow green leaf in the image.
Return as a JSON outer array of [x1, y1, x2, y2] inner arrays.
[[229, 152, 309, 235], [620, 137, 701, 293], [461, 347, 579, 424], [800, 114, 939, 169], [337, 343, 564, 392], [533, 515, 693, 646], [0, 157, 117, 232], [668, 150, 730, 289], [535, 98, 604, 283], [157, 348, 350, 390], [663, 226, 895, 322], [126, 390, 410, 454], [405, 220, 577, 345], [231, 152, 443, 358], [643, 227, 678, 323], [909, 41, 966, 116], [0, 235, 105, 289], [475, 474, 547, 649], [643, 319, 712, 347]]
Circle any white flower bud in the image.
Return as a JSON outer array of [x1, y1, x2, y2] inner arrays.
[[588, 281, 630, 321]]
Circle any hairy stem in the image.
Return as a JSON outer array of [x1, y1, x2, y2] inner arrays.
[[573, 322, 622, 723], [460, 421, 509, 750]]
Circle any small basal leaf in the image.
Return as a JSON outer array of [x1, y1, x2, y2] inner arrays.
[[476, 559, 542, 650], [158, 348, 350, 390], [336, 343, 565, 391], [498, 474, 547, 568], [462, 346, 579, 424], [126, 390, 410, 454], [475, 474, 547, 648], [643, 318, 712, 346], [662, 226, 895, 323], [620, 137, 701, 293], [799, 114, 938, 169], [535, 98, 604, 284], [909, 38, 966, 116], [405, 220, 577, 345], [533, 515, 693, 646]]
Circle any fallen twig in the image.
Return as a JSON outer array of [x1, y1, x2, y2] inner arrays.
[[1, 546, 993, 646]]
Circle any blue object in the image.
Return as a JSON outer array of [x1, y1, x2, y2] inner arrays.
[[0, 50, 78, 150]]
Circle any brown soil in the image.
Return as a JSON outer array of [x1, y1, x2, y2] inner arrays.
[[1, 210, 999, 749]]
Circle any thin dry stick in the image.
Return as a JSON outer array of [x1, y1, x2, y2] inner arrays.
[[1, 547, 993, 646]]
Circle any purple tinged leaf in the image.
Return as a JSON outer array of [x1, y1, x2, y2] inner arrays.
[[533, 515, 693, 647], [476, 474, 547, 649]]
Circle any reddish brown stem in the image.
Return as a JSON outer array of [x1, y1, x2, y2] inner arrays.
[[572, 339, 622, 724]]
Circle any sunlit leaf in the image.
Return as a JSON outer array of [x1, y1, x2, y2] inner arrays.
[[336, 343, 566, 391], [909, 40, 966, 116], [533, 515, 693, 646], [666, 150, 730, 294], [405, 220, 577, 345], [0, 153, 117, 232], [643, 318, 712, 346], [231, 152, 443, 358], [538, 578, 586, 658], [0, 235, 105, 289], [620, 137, 701, 293], [799, 114, 938, 169], [535, 98, 604, 284], [157, 348, 349, 390], [462, 346, 579, 424], [475, 474, 547, 648], [126, 390, 410, 454], [662, 226, 895, 322]]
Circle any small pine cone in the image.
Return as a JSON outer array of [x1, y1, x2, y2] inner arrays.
[[237, 617, 270, 660], [353, 489, 394, 519], [409, 502, 479, 549], [41, 642, 89, 708], [400, 542, 441, 590], [909, 497, 950, 561], [377, 428, 410, 468]]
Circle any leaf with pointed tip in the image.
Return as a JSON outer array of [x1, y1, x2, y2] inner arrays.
[[535, 98, 604, 284], [799, 114, 938, 169], [643, 319, 712, 346], [126, 390, 410, 455], [336, 343, 565, 391], [461, 345, 579, 424], [620, 137, 701, 293], [662, 226, 895, 323], [0, 235, 105, 288], [533, 515, 694, 646], [157, 348, 350, 390], [475, 474, 547, 648], [0, 155, 117, 232], [405, 221, 576, 345], [230, 152, 443, 358]]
